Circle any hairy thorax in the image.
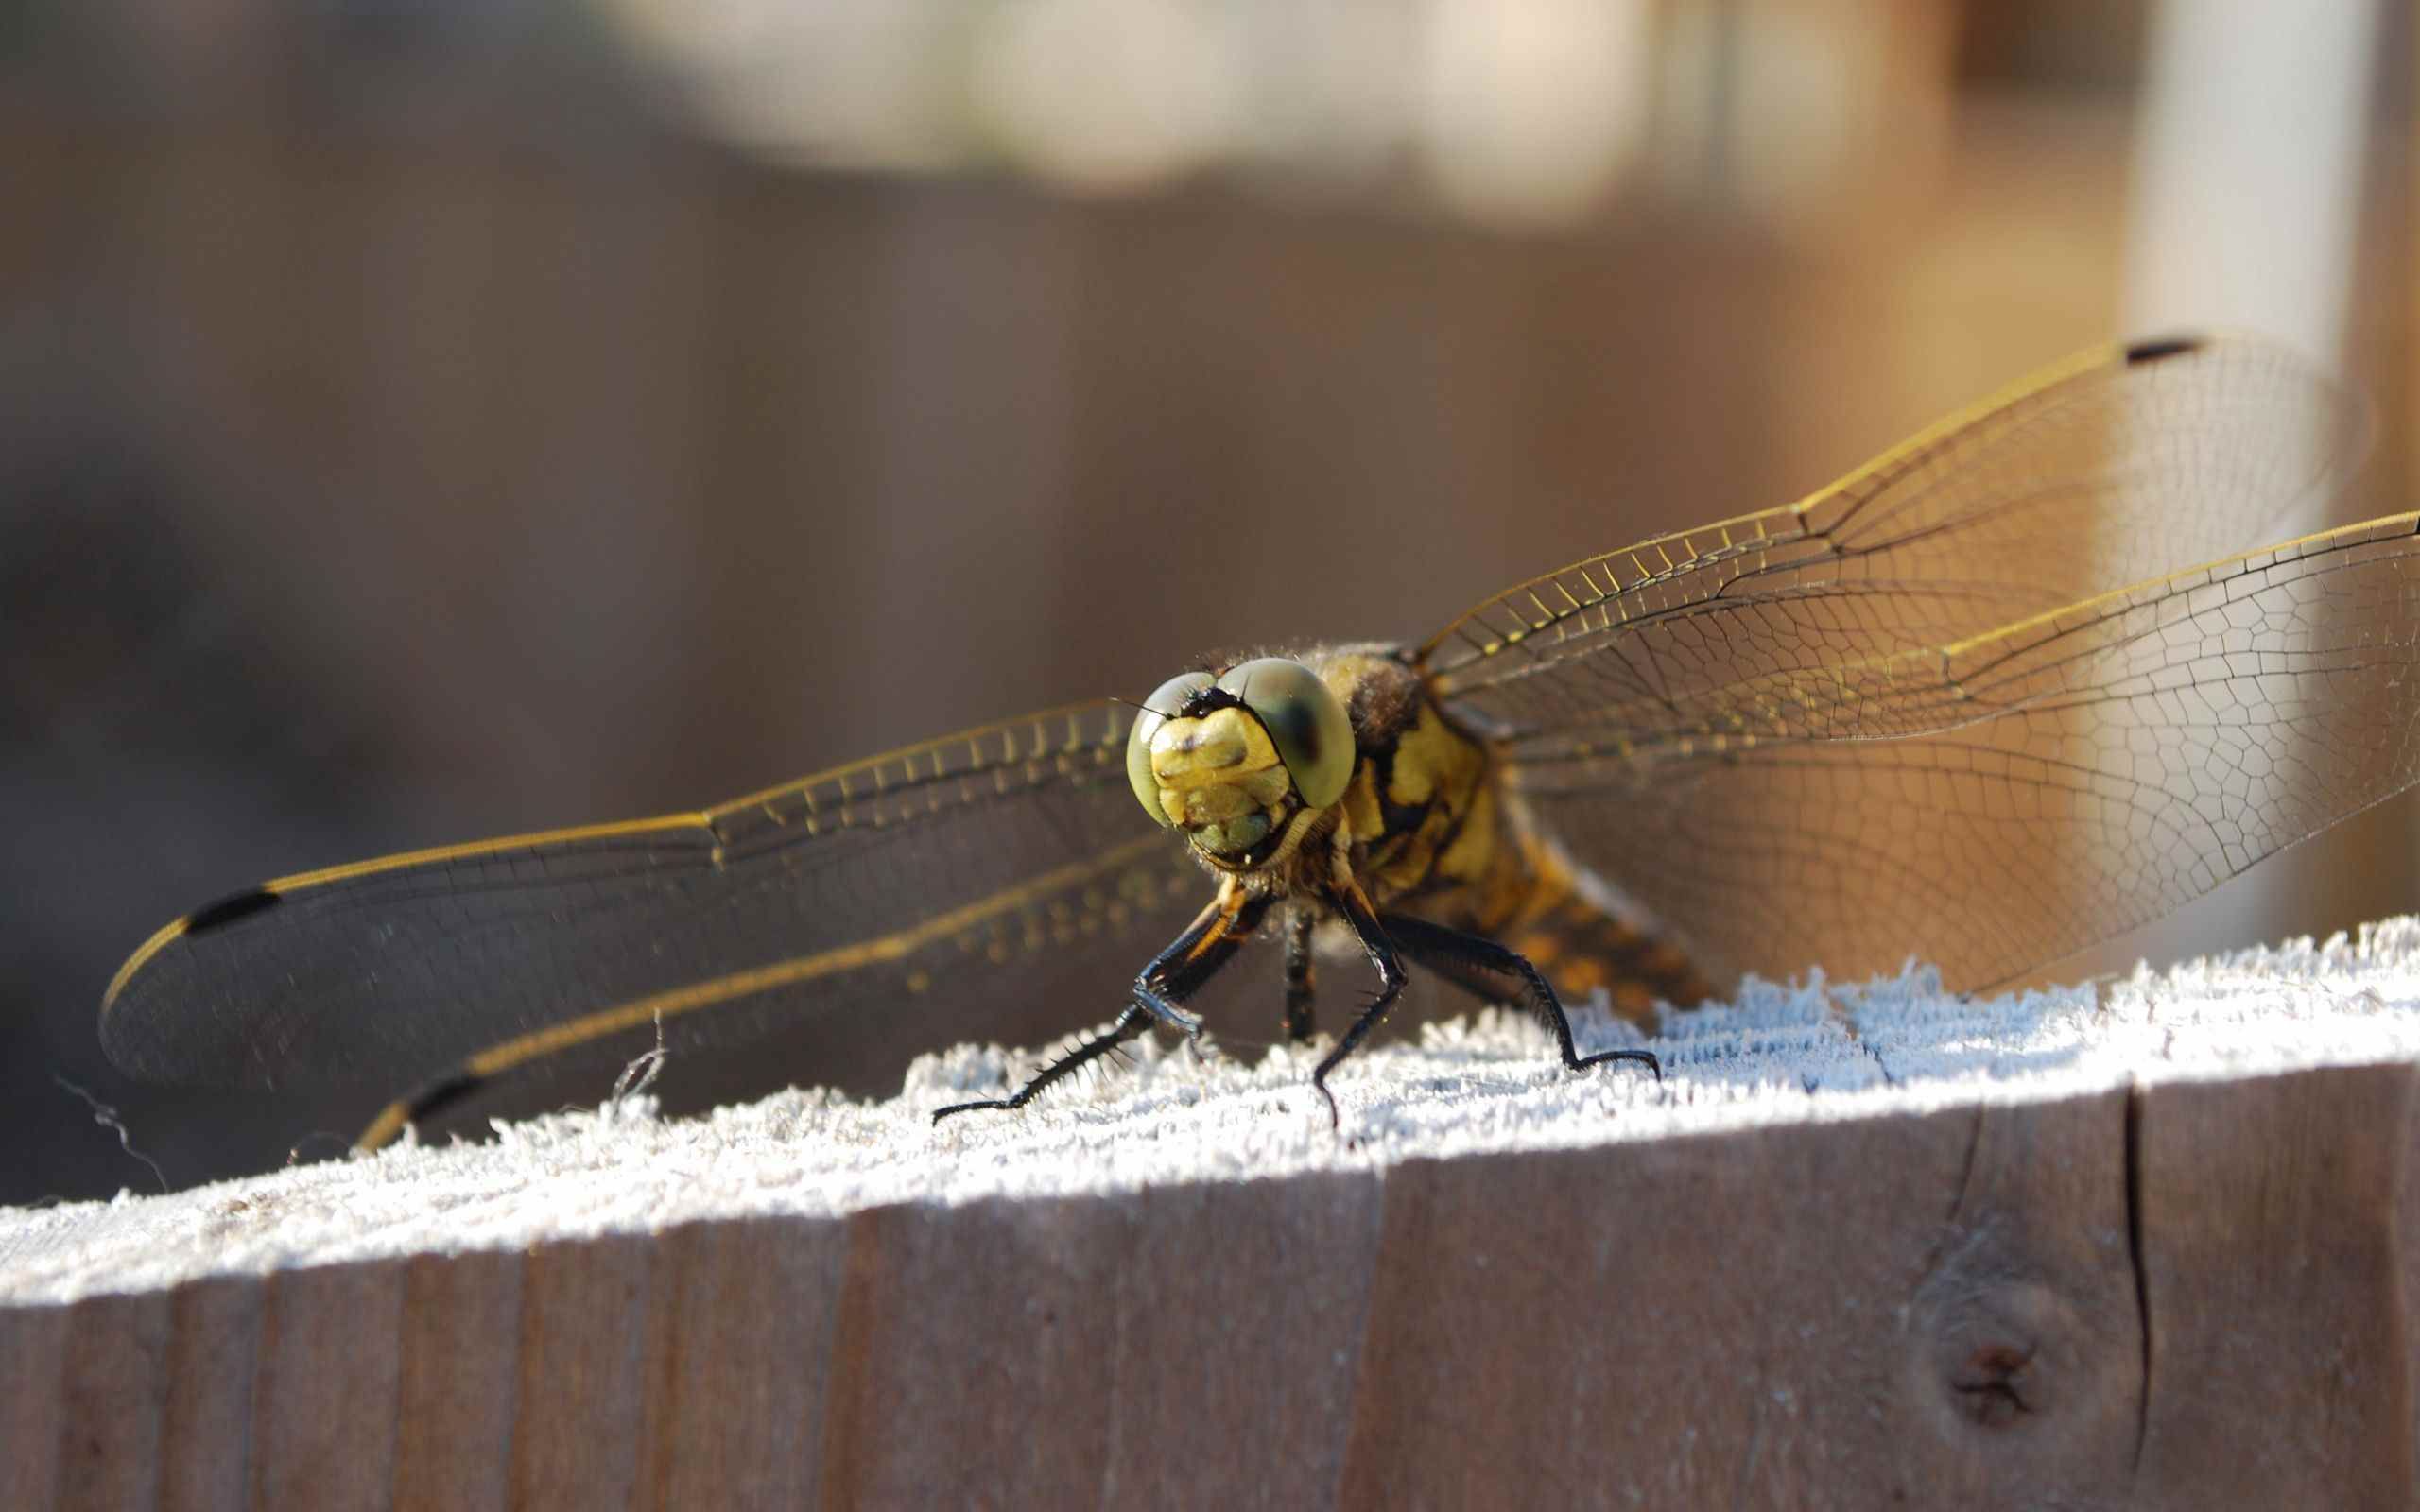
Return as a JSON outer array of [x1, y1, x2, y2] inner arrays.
[[1270, 646, 1709, 1016]]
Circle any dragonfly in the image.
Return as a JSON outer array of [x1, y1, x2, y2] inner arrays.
[[99, 334, 2420, 1148]]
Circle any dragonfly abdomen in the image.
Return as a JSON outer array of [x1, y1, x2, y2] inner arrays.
[[1433, 829, 1715, 1021]]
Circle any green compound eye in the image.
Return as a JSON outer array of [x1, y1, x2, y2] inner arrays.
[[1126, 671, 1215, 825], [1216, 658, 1356, 811]]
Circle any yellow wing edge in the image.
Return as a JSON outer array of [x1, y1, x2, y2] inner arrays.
[[1414, 334, 2224, 673], [352, 830, 1175, 1150], [1935, 507, 2420, 663], [1490, 507, 2420, 776], [99, 696, 1134, 1019]]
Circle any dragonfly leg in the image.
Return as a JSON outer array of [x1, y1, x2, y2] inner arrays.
[[1282, 908, 1318, 1043], [932, 885, 1270, 1123], [1132, 884, 1271, 1038], [1310, 880, 1409, 1130], [1382, 912, 1661, 1083], [930, 1004, 1157, 1122]]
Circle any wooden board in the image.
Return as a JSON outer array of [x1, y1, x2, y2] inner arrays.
[[7, 934, 2420, 1507]]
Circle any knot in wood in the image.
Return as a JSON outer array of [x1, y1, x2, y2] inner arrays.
[[1913, 1276, 2078, 1435]]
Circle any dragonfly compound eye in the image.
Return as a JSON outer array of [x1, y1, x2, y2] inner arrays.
[[1215, 658, 1356, 812], [1127, 671, 1216, 825]]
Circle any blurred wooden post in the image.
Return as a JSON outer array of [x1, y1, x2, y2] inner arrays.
[[4, 1051, 2415, 1505], [2119, 0, 2390, 981]]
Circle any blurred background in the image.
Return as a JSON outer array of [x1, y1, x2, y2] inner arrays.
[[4, 0, 2413, 1201]]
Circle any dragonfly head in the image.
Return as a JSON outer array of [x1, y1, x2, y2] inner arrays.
[[1127, 657, 1356, 867]]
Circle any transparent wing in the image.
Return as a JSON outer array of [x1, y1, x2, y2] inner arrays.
[[100, 701, 1205, 1108], [1499, 503, 2420, 989], [1418, 334, 2392, 990], [1422, 335, 2363, 759]]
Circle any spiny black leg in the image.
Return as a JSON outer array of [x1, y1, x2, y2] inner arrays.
[[1310, 881, 1409, 1130], [1283, 908, 1318, 1043], [1381, 911, 1661, 1083], [934, 886, 1271, 1123], [932, 1005, 1153, 1122]]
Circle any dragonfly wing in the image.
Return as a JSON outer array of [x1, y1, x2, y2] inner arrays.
[[1423, 335, 2363, 761], [1499, 514, 2420, 989], [100, 700, 1206, 1114]]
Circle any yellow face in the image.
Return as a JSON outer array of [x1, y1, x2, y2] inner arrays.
[[1126, 658, 1356, 867], [1142, 704, 1295, 857]]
